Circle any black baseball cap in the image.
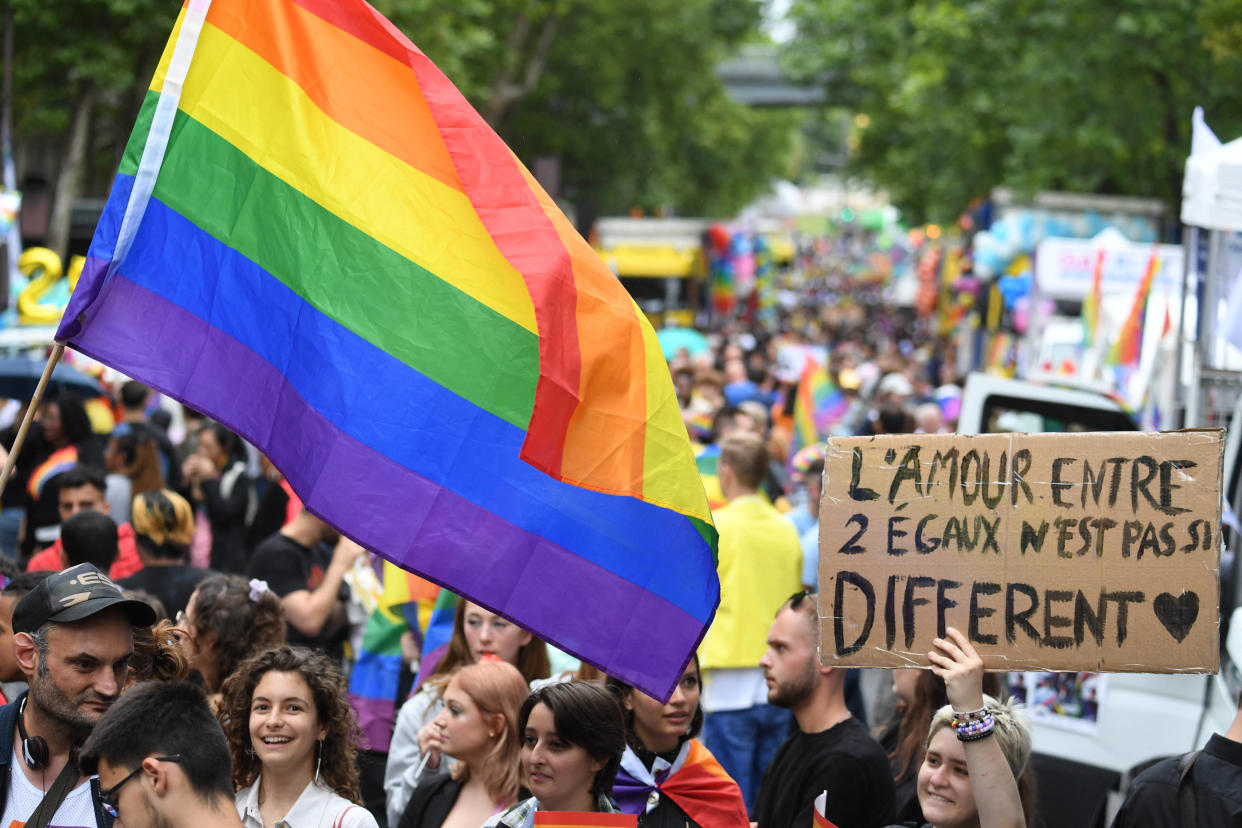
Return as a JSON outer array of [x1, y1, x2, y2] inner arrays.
[[12, 564, 157, 634]]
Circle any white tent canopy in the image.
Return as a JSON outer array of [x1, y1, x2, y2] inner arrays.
[[1182, 123, 1242, 231]]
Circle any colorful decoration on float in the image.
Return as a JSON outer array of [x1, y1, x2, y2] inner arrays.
[[57, 0, 717, 700], [16, 248, 82, 326]]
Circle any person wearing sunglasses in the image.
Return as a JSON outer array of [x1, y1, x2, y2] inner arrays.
[[81, 681, 242, 827]]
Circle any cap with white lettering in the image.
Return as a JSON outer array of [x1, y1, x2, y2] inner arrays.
[[12, 563, 157, 634]]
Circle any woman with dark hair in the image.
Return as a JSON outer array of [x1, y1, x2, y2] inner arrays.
[[24, 392, 105, 552], [182, 422, 254, 573], [119, 488, 211, 617], [174, 573, 286, 703], [385, 600, 550, 825], [482, 681, 627, 826], [606, 658, 748, 827], [104, 431, 165, 523], [221, 646, 379, 828], [397, 661, 529, 828]]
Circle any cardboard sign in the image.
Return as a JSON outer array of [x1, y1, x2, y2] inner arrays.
[[819, 430, 1223, 672]]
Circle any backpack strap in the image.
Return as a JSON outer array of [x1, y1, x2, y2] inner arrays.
[[332, 804, 357, 828], [1177, 750, 1201, 828]]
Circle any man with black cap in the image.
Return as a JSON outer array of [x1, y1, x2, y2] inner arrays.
[[0, 563, 155, 828]]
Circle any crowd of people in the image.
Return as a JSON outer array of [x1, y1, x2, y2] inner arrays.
[[0, 246, 1231, 826]]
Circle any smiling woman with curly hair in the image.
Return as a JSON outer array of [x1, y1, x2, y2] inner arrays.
[[219, 646, 379, 828]]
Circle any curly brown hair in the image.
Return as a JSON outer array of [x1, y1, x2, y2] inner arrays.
[[190, 575, 286, 691], [129, 619, 190, 684], [219, 646, 362, 802]]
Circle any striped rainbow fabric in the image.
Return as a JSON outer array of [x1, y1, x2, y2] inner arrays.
[[788, 357, 846, 465], [1109, 247, 1160, 369], [1081, 248, 1105, 349], [56, 0, 717, 699]]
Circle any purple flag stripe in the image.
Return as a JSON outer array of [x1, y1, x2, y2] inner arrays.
[[348, 693, 397, 752]]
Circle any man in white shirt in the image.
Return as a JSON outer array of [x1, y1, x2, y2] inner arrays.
[[0, 563, 155, 828]]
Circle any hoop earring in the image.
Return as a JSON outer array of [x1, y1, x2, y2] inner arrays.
[[315, 739, 323, 784]]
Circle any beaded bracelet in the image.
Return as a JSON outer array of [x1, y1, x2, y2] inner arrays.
[[952, 706, 989, 722], [953, 714, 995, 734], [952, 714, 996, 742], [957, 727, 996, 743]]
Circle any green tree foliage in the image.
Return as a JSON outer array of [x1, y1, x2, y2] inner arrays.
[[380, 0, 796, 219], [786, 0, 1242, 223], [16, 0, 792, 249], [12, 0, 177, 256]]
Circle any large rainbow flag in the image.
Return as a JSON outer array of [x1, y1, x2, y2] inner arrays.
[[56, 0, 717, 699]]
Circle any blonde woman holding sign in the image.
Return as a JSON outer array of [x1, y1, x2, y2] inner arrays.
[[890, 627, 1030, 828]]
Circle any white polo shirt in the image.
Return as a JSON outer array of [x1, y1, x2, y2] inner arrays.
[[236, 776, 378, 828]]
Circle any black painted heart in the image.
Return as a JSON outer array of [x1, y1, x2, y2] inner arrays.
[[1153, 591, 1199, 643]]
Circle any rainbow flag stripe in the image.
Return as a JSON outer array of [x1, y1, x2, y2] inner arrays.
[[788, 358, 846, 465], [27, 446, 81, 499], [533, 814, 637, 827], [347, 603, 405, 751], [1111, 248, 1160, 368], [57, 0, 717, 698]]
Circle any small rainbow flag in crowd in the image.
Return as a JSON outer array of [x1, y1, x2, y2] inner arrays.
[[346, 561, 443, 749], [1109, 247, 1160, 368], [57, 0, 717, 698], [788, 357, 847, 464], [1081, 248, 1105, 348], [413, 587, 459, 689], [28, 446, 80, 499], [533, 814, 637, 828], [346, 598, 405, 751]]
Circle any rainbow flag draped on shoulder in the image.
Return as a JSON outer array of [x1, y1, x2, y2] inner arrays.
[[56, 0, 717, 699]]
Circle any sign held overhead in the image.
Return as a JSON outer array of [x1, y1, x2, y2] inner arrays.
[[819, 430, 1223, 673]]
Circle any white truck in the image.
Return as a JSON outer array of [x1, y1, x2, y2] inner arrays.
[[957, 372, 1241, 827]]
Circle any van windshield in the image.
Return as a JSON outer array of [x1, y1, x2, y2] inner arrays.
[[981, 393, 1138, 434]]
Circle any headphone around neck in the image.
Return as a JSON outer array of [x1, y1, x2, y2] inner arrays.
[[18, 697, 80, 771]]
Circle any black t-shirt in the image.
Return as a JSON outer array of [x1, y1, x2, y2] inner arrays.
[[119, 564, 213, 618], [247, 533, 346, 656], [754, 717, 896, 828], [1111, 733, 1242, 827]]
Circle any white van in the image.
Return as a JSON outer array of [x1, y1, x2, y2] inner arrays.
[[958, 373, 1240, 827]]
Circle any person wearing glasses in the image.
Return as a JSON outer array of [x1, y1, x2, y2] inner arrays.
[[753, 592, 896, 828], [81, 681, 243, 828], [0, 564, 155, 828], [220, 646, 378, 828]]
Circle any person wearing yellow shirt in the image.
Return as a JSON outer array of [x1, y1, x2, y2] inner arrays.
[[698, 432, 802, 811]]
